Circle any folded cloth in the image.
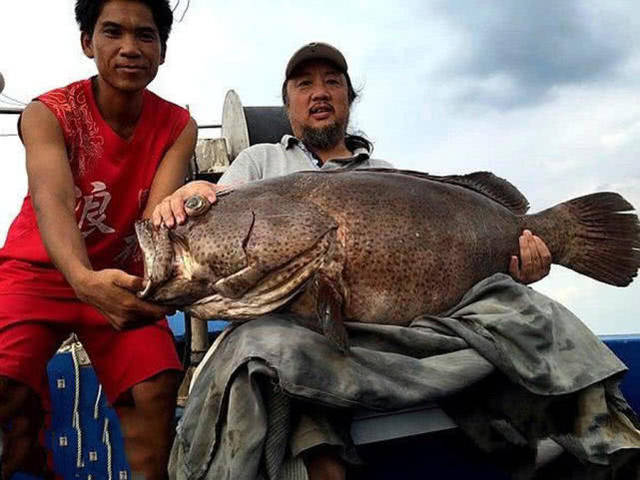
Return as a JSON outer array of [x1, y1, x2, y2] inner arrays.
[[169, 274, 640, 480]]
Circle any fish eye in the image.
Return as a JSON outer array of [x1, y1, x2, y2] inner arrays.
[[184, 195, 210, 217]]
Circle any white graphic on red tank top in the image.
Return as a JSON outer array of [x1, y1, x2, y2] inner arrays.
[[75, 182, 116, 238], [115, 234, 139, 267], [41, 82, 104, 176]]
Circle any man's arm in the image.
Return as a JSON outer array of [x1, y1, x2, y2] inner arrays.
[[142, 117, 198, 222], [21, 101, 172, 330]]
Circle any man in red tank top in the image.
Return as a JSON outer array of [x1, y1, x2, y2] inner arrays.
[[0, 1, 196, 478]]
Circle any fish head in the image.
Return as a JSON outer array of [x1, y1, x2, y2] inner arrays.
[[135, 194, 251, 305], [135, 189, 340, 319]]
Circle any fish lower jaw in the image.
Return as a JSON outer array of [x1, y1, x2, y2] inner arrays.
[[189, 265, 316, 318], [188, 292, 301, 320], [187, 228, 335, 320]]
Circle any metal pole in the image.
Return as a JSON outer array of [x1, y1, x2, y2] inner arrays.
[[0, 107, 22, 115]]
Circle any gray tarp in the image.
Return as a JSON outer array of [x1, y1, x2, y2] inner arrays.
[[169, 274, 640, 479]]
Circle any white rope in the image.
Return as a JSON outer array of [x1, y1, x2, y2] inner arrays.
[[94, 384, 103, 420], [70, 342, 83, 468], [103, 418, 113, 480]]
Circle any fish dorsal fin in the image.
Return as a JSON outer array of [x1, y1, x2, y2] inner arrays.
[[319, 168, 530, 214], [435, 171, 530, 214]]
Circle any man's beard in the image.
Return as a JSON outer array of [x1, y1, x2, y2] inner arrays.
[[301, 121, 346, 151]]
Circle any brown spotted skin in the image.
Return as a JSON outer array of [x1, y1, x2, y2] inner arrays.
[[137, 170, 640, 326], [139, 171, 523, 325], [277, 171, 522, 324]]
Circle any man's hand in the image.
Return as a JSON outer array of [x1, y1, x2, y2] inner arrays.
[[151, 180, 223, 228], [72, 268, 174, 330], [509, 230, 552, 284]]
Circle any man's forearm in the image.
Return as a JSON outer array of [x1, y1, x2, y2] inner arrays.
[[32, 193, 93, 292]]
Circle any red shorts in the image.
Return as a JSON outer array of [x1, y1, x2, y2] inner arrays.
[[0, 293, 182, 406]]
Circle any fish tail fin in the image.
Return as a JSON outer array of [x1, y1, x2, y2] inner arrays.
[[526, 192, 640, 286]]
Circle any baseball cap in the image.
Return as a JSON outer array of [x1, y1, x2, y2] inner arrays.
[[285, 42, 348, 79]]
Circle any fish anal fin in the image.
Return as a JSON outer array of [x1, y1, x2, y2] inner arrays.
[[313, 276, 349, 353]]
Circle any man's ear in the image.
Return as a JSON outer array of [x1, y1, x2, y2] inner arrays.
[[81, 31, 94, 59]]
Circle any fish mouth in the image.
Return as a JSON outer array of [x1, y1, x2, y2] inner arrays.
[[135, 219, 175, 299]]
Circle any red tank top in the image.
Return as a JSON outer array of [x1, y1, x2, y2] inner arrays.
[[0, 78, 190, 297]]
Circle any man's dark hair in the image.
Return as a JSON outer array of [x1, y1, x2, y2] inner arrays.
[[75, 0, 173, 53], [344, 133, 373, 154], [282, 69, 373, 153]]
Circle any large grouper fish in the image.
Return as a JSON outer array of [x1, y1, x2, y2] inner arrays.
[[135, 169, 640, 350]]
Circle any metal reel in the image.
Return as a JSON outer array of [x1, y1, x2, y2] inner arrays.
[[221, 89, 292, 162]]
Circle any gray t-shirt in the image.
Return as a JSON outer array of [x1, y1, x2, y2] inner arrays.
[[218, 135, 393, 185]]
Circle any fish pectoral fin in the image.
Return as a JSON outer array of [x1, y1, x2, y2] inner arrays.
[[314, 276, 349, 353]]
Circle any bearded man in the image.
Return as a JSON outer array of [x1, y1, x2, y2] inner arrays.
[[157, 43, 551, 480], [216, 43, 392, 184]]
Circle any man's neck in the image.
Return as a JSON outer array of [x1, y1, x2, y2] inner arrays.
[[306, 140, 352, 165], [92, 76, 144, 140]]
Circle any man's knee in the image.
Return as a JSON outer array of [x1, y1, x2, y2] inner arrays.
[[305, 446, 346, 480], [115, 371, 180, 444], [114, 371, 180, 479], [131, 370, 180, 413]]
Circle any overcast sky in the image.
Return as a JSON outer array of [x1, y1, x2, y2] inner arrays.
[[1, 0, 639, 334]]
